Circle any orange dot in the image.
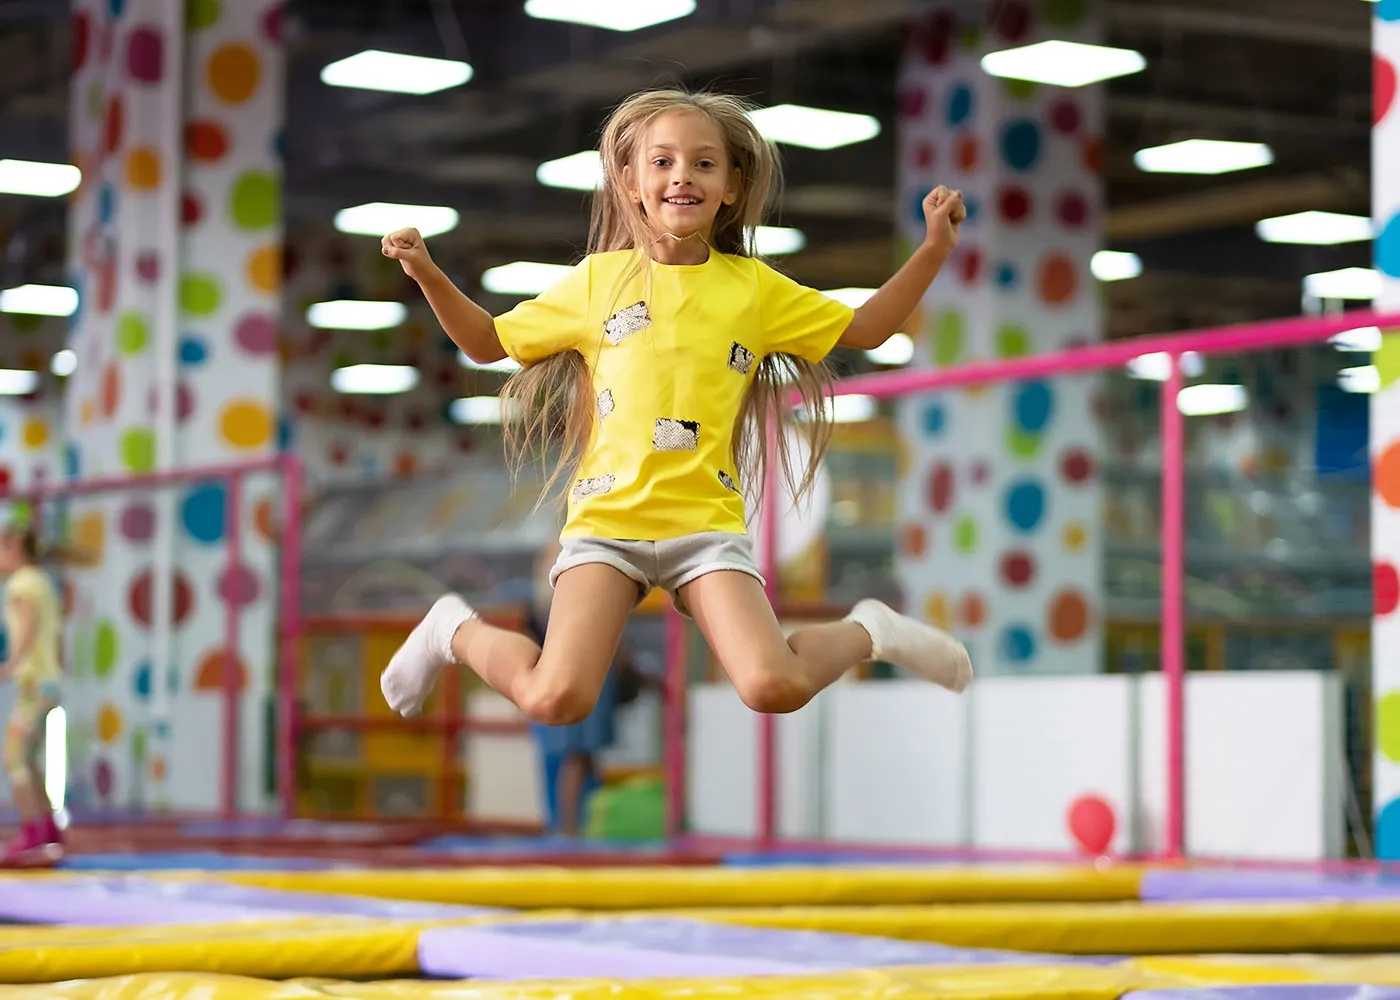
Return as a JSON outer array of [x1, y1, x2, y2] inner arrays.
[[19, 349, 43, 372], [923, 592, 950, 630], [394, 451, 418, 477], [1083, 136, 1103, 175], [185, 120, 229, 162], [97, 701, 123, 743], [125, 146, 161, 189], [195, 648, 247, 692], [1062, 520, 1089, 553], [254, 496, 277, 542], [100, 362, 121, 420], [1377, 442, 1400, 508], [955, 134, 980, 172], [219, 399, 273, 450], [1048, 589, 1090, 643], [246, 244, 280, 295], [207, 43, 260, 104], [1038, 253, 1078, 306], [959, 591, 986, 629], [80, 398, 95, 427], [150, 756, 167, 782], [900, 523, 927, 558]]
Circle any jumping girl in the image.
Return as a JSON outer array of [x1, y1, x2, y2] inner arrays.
[[379, 88, 972, 727], [1, 522, 65, 864]]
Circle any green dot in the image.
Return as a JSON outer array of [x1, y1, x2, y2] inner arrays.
[[94, 620, 119, 678], [87, 82, 103, 122], [120, 427, 156, 473], [1008, 426, 1043, 459], [1044, 0, 1086, 27], [933, 310, 965, 366], [953, 516, 978, 554], [370, 331, 392, 352], [1003, 77, 1038, 101], [229, 171, 280, 231], [1379, 693, 1400, 763], [180, 273, 222, 316], [11, 312, 42, 333], [132, 726, 147, 764], [1378, 329, 1400, 391], [959, 24, 981, 51], [187, 0, 221, 29], [116, 311, 148, 354], [996, 325, 1031, 358]]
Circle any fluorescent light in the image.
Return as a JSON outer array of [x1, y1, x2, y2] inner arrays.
[[537, 150, 603, 191], [0, 158, 81, 197], [1304, 267, 1382, 301], [822, 287, 877, 308], [321, 50, 472, 95], [1331, 326, 1383, 352], [523, 0, 695, 31], [1177, 383, 1247, 416], [1134, 139, 1274, 175], [1339, 365, 1380, 394], [1127, 351, 1205, 381], [45, 706, 65, 813], [747, 104, 881, 150], [0, 283, 78, 316], [334, 202, 460, 239], [752, 226, 806, 255], [330, 364, 419, 395], [449, 395, 517, 424], [828, 394, 878, 423], [866, 333, 914, 366], [306, 300, 407, 330], [50, 349, 76, 377], [981, 40, 1146, 88], [481, 261, 573, 296], [459, 351, 520, 373], [1256, 211, 1372, 246], [0, 369, 40, 395], [1091, 250, 1142, 282]]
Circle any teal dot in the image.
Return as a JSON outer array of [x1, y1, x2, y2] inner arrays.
[[229, 171, 280, 231], [180, 273, 222, 316], [1013, 381, 1053, 432]]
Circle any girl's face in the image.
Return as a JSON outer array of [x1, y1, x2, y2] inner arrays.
[[627, 110, 740, 242], [0, 533, 22, 576]]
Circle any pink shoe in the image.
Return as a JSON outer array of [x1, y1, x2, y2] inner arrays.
[[0, 818, 63, 868]]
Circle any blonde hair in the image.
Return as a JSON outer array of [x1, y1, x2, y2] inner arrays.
[[499, 88, 834, 512]]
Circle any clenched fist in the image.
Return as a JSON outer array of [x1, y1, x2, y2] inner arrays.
[[381, 227, 435, 283]]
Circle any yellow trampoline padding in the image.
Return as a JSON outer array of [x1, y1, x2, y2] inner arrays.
[[0, 916, 491, 984], [218, 863, 1145, 907], [1133, 954, 1400, 985], [0, 965, 1188, 1000], [661, 899, 1400, 954]]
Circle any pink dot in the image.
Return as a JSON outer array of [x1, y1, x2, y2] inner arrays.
[[125, 26, 163, 83], [999, 187, 1032, 223], [218, 564, 261, 607], [1379, 54, 1397, 127], [900, 86, 927, 118], [182, 191, 204, 226], [120, 502, 155, 542], [95, 758, 113, 799], [147, 383, 194, 422], [235, 312, 278, 355], [971, 459, 990, 486], [915, 141, 935, 168], [135, 250, 159, 283], [928, 462, 954, 514], [994, 0, 1030, 41], [1057, 191, 1089, 228], [261, 3, 284, 43], [958, 247, 983, 285], [1050, 100, 1081, 134]]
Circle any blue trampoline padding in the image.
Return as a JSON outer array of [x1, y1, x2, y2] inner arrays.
[[1125, 988, 1400, 1000], [414, 834, 677, 855], [722, 852, 960, 867], [416, 917, 1117, 979], [58, 851, 332, 871], [1142, 869, 1400, 902]]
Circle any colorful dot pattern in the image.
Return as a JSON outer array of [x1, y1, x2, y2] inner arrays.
[[61, 0, 285, 812], [1373, 7, 1400, 857], [895, 3, 1101, 675]]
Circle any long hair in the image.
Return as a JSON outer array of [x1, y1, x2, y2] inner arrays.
[[1, 522, 89, 566], [499, 88, 834, 511]]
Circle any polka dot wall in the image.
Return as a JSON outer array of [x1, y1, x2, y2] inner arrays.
[[1372, 1, 1400, 859], [0, 315, 66, 501], [895, 1, 1103, 676], [64, 0, 284, 812]]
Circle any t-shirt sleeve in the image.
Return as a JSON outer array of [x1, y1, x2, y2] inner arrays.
[[757, 260, 855, 363], [7, 567, 43, 605], [493, 258, 593, 365]]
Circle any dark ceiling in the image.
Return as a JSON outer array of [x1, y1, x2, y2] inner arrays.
[[0, 0, 1377, 341]]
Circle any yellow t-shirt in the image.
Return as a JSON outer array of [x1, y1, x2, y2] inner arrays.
[[4, 565, 61, 685], [495, 249, 854, 541]]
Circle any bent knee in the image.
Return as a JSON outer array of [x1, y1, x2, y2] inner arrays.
[[732, 661, 813, 715], [519, 683, 597, 727]]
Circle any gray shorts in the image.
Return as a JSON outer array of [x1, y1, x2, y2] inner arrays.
[[549, 531, 766, 618]]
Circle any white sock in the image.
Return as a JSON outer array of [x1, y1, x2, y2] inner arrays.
[[380, 594, 476, 717], [845, 598, 973, 693]]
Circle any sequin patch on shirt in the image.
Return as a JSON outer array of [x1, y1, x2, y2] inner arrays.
[[654, 418, 700, 452], [572, 475, 615, 501], [604, 302, 651, 346]]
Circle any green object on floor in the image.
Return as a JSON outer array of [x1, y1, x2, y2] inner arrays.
[[585, 776, 666, 841]]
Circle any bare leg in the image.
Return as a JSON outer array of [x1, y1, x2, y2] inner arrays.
[[381, 564, 639, 726], [680, 571, 971, 714], [556, 752, 591, 836]]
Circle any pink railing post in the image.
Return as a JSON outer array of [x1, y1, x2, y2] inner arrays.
[[757, 417, 781, 847], [663, 605, 687, 839], [221, 471, 243, 820], [1160, 354, 1187, 859], [277, 454, 304, 820]]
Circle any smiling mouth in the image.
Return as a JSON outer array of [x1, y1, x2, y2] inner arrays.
[[664, 196, 702, 206]]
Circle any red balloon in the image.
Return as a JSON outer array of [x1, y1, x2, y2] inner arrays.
[[1067, 793, 1115, 856]]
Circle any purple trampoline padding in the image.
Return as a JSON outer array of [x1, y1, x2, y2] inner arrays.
[[1125, 988, 1400, 1000], [416, 918, 1114, 980], [0, 876, 498, 925], [1142, 870, 1400, 902]]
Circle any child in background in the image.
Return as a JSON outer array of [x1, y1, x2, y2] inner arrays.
[[0, 522, 65, 865], [380, 87, 972, 728]]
